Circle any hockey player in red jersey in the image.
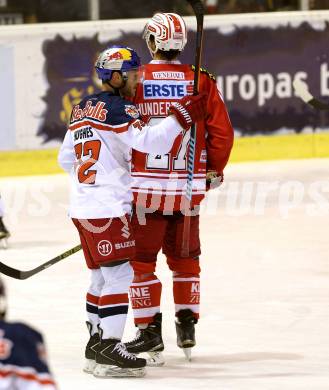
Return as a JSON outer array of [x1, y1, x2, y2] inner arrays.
[[58, 45, 207, 377], [125, 13, 234, 364], [0, 277, 57, 389]]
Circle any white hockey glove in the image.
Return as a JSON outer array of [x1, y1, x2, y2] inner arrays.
[[206, 171, 224, 191]]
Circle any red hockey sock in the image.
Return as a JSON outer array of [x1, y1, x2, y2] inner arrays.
[[173, 272, 200, 320], [129, 274, 162, 324]]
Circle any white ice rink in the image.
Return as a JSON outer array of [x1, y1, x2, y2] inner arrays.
[[0, 158, 328, 390]]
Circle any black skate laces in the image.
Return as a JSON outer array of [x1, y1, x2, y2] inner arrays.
[[114, 343, 137, 360]]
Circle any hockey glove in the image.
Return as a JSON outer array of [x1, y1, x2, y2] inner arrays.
[[169, 93, 207, 131], [206, 171, 224, 191]]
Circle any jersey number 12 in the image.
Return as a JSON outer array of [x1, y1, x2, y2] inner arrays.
[[74, 140, 101, 184]]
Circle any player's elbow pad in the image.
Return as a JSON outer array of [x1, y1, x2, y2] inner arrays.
[[58, 156, 73, 173]]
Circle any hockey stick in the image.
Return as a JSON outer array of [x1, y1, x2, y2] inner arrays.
[[293, 79, 329, 110], [0, 244, 82, 280], [181, 0, 205, 257]]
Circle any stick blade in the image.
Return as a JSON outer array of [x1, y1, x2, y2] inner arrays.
[[308, 98, 329, 110], [0, 262, 24, 280]]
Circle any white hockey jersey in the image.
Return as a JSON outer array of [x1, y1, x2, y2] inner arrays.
[[58, 91, 183, 218]]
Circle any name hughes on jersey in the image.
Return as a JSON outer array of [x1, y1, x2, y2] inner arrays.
[[74, 127, 94, 141]]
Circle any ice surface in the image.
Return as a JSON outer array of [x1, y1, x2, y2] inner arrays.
[[0, 159, 329, 390]]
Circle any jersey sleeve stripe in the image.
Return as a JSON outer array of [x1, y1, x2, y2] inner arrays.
[[69, 119, 130, 133]]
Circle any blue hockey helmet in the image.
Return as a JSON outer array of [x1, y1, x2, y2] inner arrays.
[[95, 45, 141, 82]]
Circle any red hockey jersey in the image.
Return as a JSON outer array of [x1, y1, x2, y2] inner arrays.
[[132, 60, 234, 212]]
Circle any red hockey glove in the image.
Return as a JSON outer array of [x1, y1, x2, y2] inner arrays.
[[169, 93, 207, 130], [206, 171, 224, 191]]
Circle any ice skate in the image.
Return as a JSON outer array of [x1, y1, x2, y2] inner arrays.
[[175, 309, 197, 361], [83, 321, 100, 374], [93, 338, 146, 378], [125, 313, 165, 367], [0, 236, 9, 249]]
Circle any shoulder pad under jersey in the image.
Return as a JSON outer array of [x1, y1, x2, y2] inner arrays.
[[191, 65, 216, 82], [107, 96, 140, 126]]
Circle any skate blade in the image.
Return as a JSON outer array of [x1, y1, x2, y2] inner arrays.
[[83, 359, 96, 374], [0, 238, 8, 249], [183, 347, 192, 362], [93, 364, 146, 378], [147, 351, 165, 367]]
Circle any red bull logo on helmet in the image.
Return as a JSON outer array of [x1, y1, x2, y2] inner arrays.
[[107, 48, 132, 62]]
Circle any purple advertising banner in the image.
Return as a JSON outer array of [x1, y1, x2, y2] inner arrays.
[[38, 18, 329, 143]]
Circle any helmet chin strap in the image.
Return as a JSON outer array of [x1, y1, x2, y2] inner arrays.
[[121, 72, 128, 83], [147, 38, 157, 58], [106, 71, 127, 95], [106, 80, 120, 95]]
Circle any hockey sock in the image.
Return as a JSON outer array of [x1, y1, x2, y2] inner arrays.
[[99, 262, 133, 340], [173, 272, 200, 320], [86, 269, 104, 335], [137, 323, 148, 329], [129, 273, 162, 325]]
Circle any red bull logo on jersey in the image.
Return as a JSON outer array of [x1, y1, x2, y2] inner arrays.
[[124, 105, 140, 119], [71, 100, 108, 122], [143, 80, 193, 100]]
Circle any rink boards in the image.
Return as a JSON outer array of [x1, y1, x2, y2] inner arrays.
[[1, 132, 329, 177]]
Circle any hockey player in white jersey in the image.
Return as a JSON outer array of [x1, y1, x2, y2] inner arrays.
[[58, 45, 207, 378]]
